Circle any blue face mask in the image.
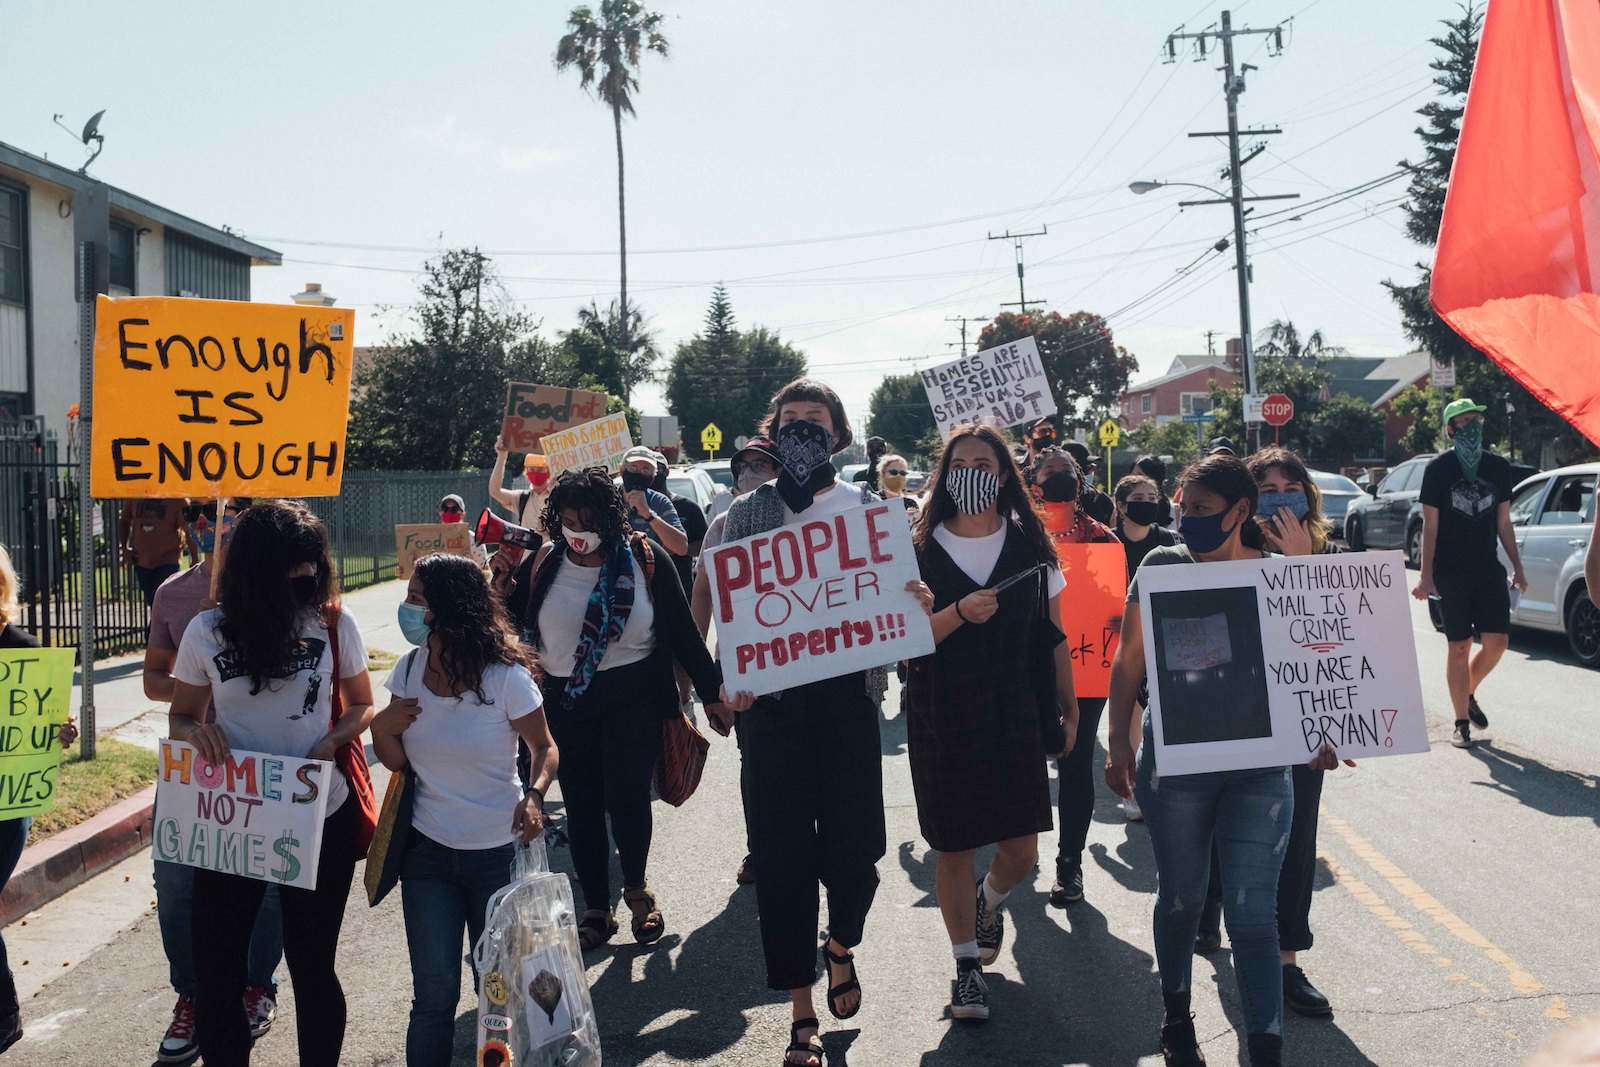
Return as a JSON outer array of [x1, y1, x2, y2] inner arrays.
[[1179, 504, 1242, 555], [397, 602, 431, 647], [1256, 491, 1310, 521]]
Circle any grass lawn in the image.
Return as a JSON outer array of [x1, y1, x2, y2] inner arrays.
[[367, 647, 400, 672], [28, 738, 158, 846]]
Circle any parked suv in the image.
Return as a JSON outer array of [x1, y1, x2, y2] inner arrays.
[[1344, 454, 1435, 565]]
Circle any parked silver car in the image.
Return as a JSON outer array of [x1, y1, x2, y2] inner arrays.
[[1425, 462, 1600, 667], [1310, 470, 1362, 539]]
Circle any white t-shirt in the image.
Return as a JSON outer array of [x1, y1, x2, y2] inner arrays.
[[173, 608, 369, 815], [384, 647, 543, 850], [933, 522, 1066, 597], [535, 550, 656, 676], [781, 479, 864, 525]]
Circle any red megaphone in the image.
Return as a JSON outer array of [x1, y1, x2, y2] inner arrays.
[[475, 509, 542, 568]]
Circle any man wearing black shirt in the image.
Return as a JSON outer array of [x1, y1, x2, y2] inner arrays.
[[1411, 399, 1528, 748]]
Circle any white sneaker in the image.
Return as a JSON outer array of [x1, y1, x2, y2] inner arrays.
[[1122, 796, 1144, 822]]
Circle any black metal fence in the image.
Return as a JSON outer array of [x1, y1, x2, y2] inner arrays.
[[1, 457, 499, 659]]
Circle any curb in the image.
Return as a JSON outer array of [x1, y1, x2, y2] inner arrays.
[[0, 784, 155, 927]]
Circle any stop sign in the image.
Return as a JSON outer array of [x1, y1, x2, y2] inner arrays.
[[1261, 393, 1294, 427]]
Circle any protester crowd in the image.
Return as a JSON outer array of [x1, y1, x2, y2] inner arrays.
[[0, 375, 1530, 1067]]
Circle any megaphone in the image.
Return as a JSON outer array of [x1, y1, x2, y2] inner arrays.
[[475, 509, 542, 569]]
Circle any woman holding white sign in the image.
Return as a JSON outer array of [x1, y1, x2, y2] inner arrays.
[[1104, 454, 1322, 1067], [904, 424, 1078, 1025], [370, 553, 557, 1067], [169, 501, 375, 1067]]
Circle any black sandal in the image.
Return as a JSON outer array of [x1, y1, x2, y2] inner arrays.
[[577, 910, 617, 951], [823, 940, 861, 1020], [783, 1017, 823, 1066]]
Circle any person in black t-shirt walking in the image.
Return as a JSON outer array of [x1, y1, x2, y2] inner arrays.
[[1411, 398, 1528, 749]]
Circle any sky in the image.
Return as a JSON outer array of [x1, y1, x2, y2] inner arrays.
[[4, 0, 1468, 433]]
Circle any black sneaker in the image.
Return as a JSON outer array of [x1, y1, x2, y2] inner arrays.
[[1282, 964, 1331, 1016], [974, 880, 1005, 965], [1194, 902, 1223, 954], [950, 959, 989, 1023], [735, 855, 755, 885], [1049, 857, 1084, 907], [1451, 719, 1473, 748], [1159, 1013, 1207, 1066], [1467, 695, 1489, 730]]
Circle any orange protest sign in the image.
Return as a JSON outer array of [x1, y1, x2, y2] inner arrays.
[[90, 296, 355, 498], [1055, 542, 1127, 699], [395, 524, 476, 579], [500, 382, 609, 452]]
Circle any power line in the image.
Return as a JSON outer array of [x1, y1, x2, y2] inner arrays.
[[987, 228, 1049, 312]]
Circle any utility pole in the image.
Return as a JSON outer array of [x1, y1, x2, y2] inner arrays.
[[1204, 330, 1218, 357], [987, 228, 1048, 313], [944, 314, 991, 357], [1165, 10, 1292, 448]]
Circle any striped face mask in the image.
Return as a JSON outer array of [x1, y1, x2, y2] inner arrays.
[[946, 467, 999, 515]]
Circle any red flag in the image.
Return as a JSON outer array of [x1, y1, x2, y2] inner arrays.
[[1431, 0, 1600, 443]]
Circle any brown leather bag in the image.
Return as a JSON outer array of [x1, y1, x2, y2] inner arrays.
[[653, 711, 710, 807]]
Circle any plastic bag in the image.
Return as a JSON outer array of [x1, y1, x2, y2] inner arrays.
[[473, 838, 602, 1067]]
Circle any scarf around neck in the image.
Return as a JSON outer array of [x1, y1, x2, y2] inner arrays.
[[562, 536, 637, 709]]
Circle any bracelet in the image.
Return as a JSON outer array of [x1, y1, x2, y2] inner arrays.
[[525, 786, 545, 805], [954, 599, 970, 624]]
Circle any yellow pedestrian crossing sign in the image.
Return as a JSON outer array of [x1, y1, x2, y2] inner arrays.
[[701, 422, 723, 457], [1097, 419, 1121, 449]]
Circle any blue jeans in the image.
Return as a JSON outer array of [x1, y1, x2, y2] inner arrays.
[[154, 858, 283, 995], [1135, 722, 1293, 1038], [0, 818, 29, 983], [400, 832, 515, 1067]]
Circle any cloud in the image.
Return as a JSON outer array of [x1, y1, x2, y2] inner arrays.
[[415, 115, 567, 174]]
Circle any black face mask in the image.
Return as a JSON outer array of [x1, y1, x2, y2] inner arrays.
[[1032, 434, 1056, 449], [289, 575, 320, 608], [621, 470, 653, 494], [1037, 471, 1079, 503], [775, 421, 835, 512], [1123, 499, 1166, 527]]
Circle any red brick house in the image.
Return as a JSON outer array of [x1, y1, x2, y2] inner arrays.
[[1119, 353, 1240, 429]]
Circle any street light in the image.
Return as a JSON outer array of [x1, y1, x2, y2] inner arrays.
[[1128, 179, 1230, 200]]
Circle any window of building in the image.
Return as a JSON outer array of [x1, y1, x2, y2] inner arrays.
[[0, 184, 23, 306], [1179, 392, 1212, 416], [1141, 394, 1152, 414], [109, 220, 136, 292]]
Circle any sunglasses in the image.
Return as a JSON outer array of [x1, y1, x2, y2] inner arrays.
[[439, 503, 463, 513]]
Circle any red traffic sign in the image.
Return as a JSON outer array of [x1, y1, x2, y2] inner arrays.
[[1261, 393, 1294, 427]]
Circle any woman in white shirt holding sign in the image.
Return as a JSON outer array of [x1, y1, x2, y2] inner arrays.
[[370, 553, 557, 1067], [169, 500, 375, 1067]]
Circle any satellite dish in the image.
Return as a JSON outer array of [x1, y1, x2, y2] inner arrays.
[[81, 110, 106, 145]]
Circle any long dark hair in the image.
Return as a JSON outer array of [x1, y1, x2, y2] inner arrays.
[[1246, 445, 1332, 551], [217, 500, 339, 694], [756, 378, 854, 453], [540, 467, 631, 552], [914, 423, 1056, 565], [1178, 453, 1266, 551], [414, 554, 529, 703]]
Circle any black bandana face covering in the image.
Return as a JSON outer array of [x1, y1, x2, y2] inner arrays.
[[775, 420, 835, 512]]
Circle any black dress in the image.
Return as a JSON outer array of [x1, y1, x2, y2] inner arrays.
[[906, 523, 1055, 852]]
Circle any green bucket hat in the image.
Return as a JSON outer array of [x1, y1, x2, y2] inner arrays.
[[1442, 397, 1487, 428]]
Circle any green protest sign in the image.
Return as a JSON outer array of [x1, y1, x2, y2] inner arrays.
[[0, 648, 75, 818]]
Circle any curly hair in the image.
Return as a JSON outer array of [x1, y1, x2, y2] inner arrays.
[[1246, 445, 1332, 551], [756, 378, 854, 454], [216, 499, 340, 694], [1177, 453, 1266, 551], [413, 554, 530, 703], [913, 422, 1056, 566], [1114, 473, 1159, 504], [540, 467, 632, 552]]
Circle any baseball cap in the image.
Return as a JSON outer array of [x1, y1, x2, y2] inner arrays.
[[1062, 441, 1092, 467], [733, 436, 779, 468], [1442, 397, 1488, 427], [621, 445, 658, 468], [1207, 437, 1239, 456]]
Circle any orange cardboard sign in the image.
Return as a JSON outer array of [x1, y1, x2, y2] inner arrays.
[[1055, 542, 1127, 699], [500, 382, 609, 453], [395, 524, 476, 580], [90, 295, 355, 498]]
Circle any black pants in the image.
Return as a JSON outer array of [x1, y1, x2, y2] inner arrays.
[[1202, 763, 1323, 952], [543, 661, 663, 911], [192, 798, 360, 1067], [738, 674, 886, 991], [1056, 697, 1107, 865], [135, 563, 180, 607]]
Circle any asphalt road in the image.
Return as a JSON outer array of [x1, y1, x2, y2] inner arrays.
[[9, 592, 1598, 1066]]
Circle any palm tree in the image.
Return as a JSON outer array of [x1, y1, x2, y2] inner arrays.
[[555, 2, 669, 357]]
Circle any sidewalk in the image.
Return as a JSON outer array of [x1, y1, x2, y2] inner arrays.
[[2, 577, 411, 926]]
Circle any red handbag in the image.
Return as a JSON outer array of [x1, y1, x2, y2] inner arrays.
[[654, 712, 710, 807], [325, 606, 378, 857]]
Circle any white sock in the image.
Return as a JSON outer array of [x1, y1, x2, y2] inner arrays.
[[981, 874, 1010, 912], [952, 940, 980, 961]]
